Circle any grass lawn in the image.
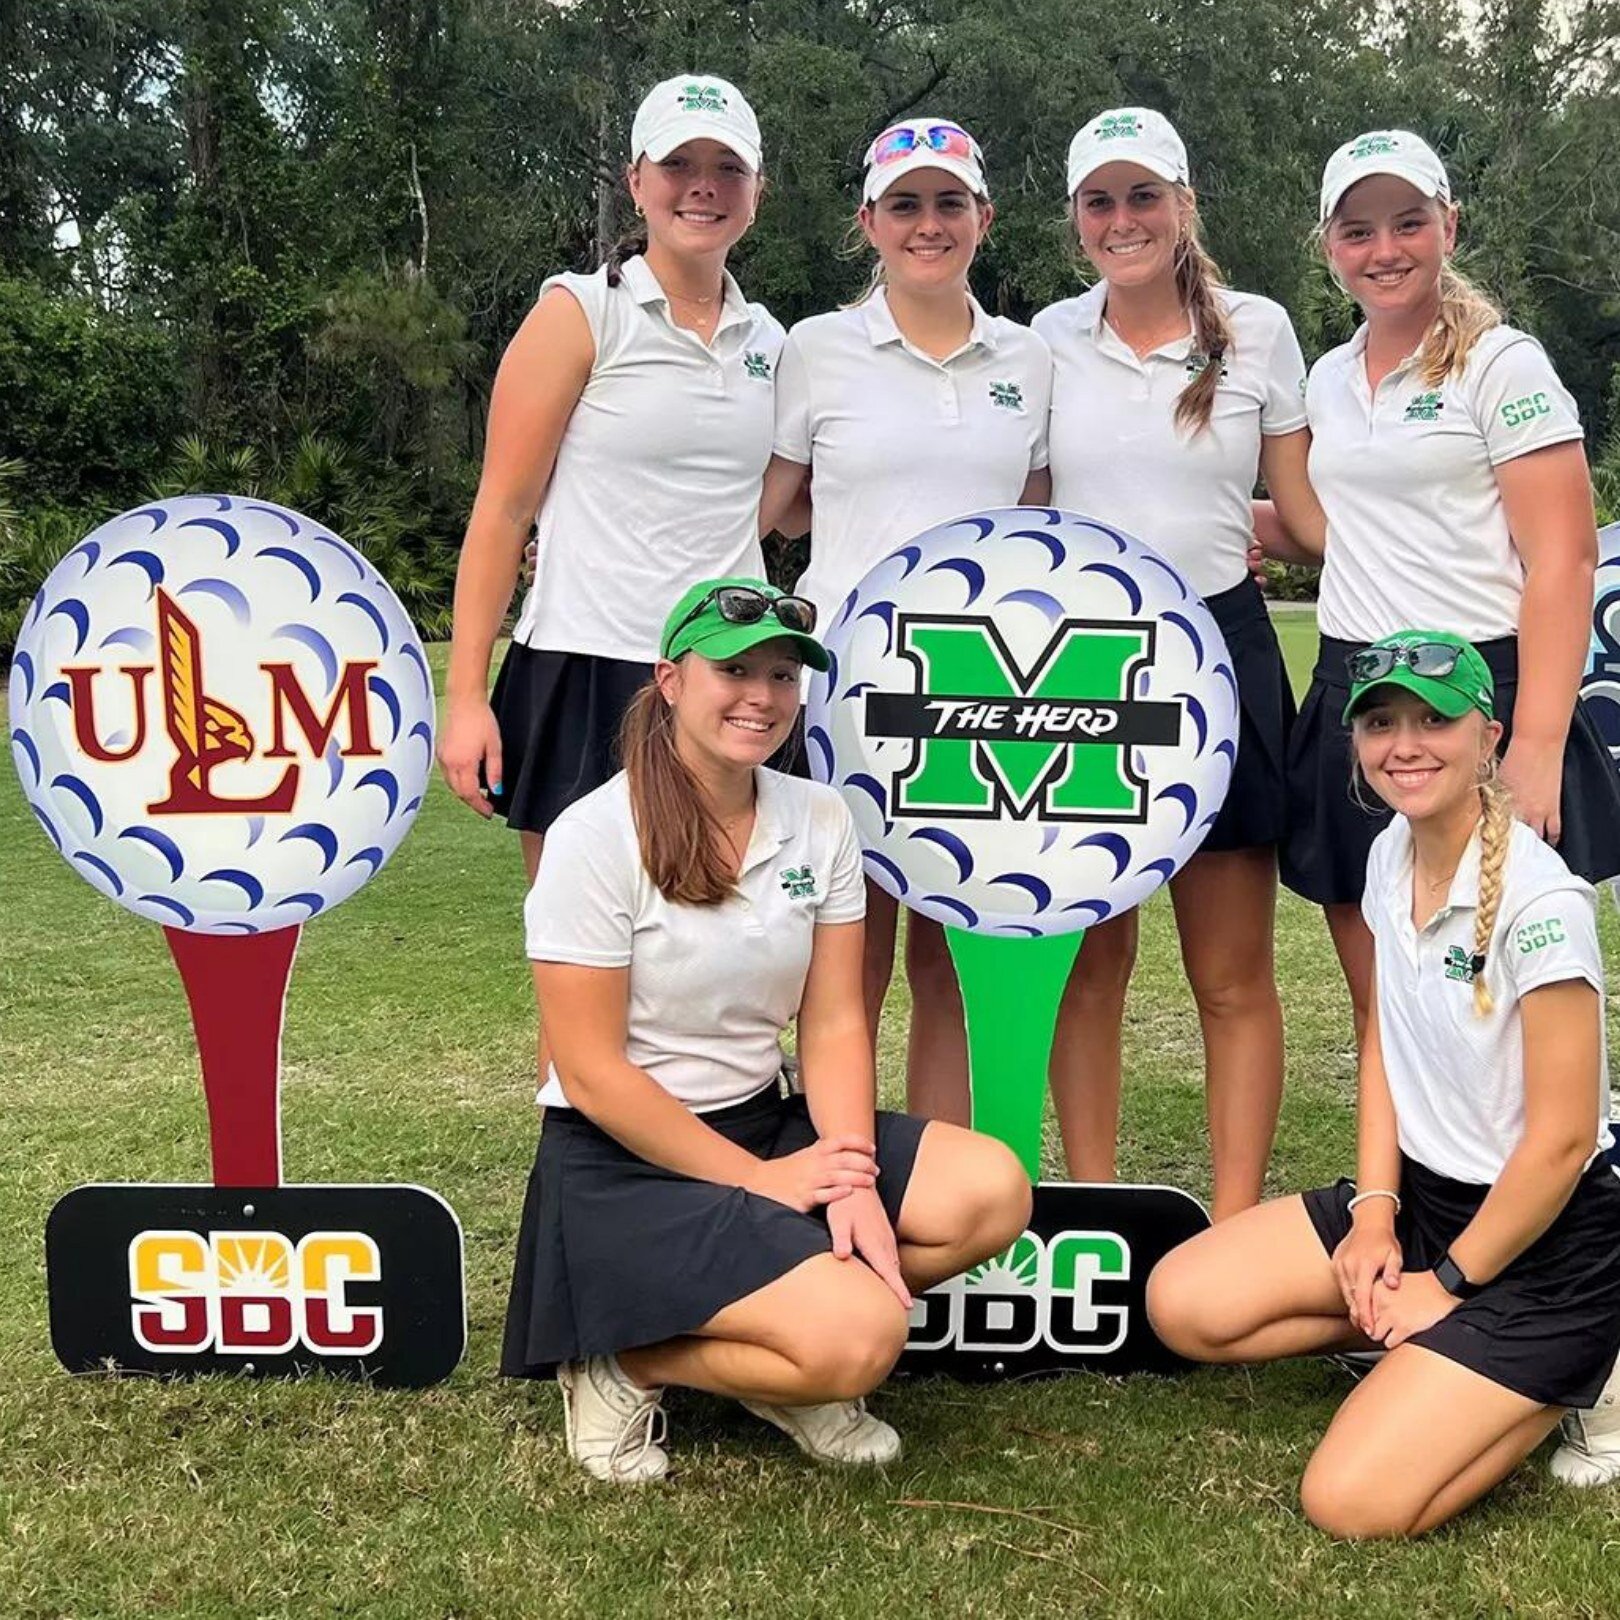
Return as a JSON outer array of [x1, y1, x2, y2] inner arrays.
[[4, 611, 1620, 1618]]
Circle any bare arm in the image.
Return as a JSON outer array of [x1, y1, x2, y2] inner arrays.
[[1496, 441, 1599, 844], [795, 919, 876, 1143], [759, 454, 811, 540], [1447, 978, 1601, 1284], [1020, 467, 1052, 506], [438, 288, 594, 815], [1253, 429, 1326, 566]]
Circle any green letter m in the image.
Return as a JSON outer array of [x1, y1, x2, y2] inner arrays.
[[890, 616, 1158, 822]]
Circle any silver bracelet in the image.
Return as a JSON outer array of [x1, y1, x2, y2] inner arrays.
[[1347, 1188, 1401, 1214]]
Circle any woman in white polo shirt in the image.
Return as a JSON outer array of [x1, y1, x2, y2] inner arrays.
[[438, 74, 785, 880], [501, 576, 1031, 1483], [1281, 129, 1620, 1037], [1031, 108, 1325, 1214], [1149, 631, 1620, 1537], [760, 117, 1052, 1122]]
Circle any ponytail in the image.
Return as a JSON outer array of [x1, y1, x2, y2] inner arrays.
[[619, 680, 737, 905], [602, 223, 649, 288], [1471, 765, 1514, 1017], [1169, 191, 1233, 437], [1415, 262, 1502, 388]]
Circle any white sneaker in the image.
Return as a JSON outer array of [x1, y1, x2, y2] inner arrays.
[[557, 1356, 669, 1484], [1550, 1355, 1620, 1487], [741, 1397, 902, 1466]]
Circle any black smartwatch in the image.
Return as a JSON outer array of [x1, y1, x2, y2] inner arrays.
[[1434, 1251, 1481, 1299]]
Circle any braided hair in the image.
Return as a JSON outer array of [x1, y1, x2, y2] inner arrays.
[[1171, 190, 1234, 437], [1471, 765, 1515, 1017]]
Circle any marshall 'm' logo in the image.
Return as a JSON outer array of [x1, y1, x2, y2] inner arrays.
[[61, 587, 382, 815], [865, 615, 1181, 823]]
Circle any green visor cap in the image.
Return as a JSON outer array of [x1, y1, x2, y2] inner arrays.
[[659, 576, 831, 671], [1341, 629, 1495, 724]]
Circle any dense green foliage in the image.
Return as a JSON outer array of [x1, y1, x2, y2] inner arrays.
[[3, 0, 1619, 649]]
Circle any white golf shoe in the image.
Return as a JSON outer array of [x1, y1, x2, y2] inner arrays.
[[557, 1355, 670, 1484], [742, 1397, 902, 1466], [1549, 1355, 1620, 1487]]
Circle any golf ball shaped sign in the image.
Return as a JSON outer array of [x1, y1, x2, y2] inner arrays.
[[9, 495, 434, 933], [1583, 521, 1620, 765], [806, 507, 1237, 936]]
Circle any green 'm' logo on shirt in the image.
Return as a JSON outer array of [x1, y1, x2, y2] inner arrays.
[[988, 380, 1024, 410], [1404, 390, 1444, 422], [1184, 353, 1229, 382], [744, 350, 773, 380], [1443, 945, 1479, 983], [678, 82, 727, 114], [1515, 916, 1567, 954], [779, 865, 816, 899], [1501, 393, 1550, 428]]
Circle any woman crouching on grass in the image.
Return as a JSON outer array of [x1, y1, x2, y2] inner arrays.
[[1147, 631, 1620, 1537], [500, 575, 1031, 1483]]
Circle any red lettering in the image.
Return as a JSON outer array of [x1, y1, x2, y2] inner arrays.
[[133, 1295, 210, 1351], [63, 665, 152, 761], [262, 662, 382, 759], [218, 1294, 297, 1352]]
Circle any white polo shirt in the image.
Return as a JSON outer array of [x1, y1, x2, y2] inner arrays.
[[513, 255, 785, 662], [1311, 323, 1583, 643], [773, 289, 1052, 622], [1363, 815, 1612, 1185], [1032, 286, 1307, 600], [525, 767, 866, 1112]]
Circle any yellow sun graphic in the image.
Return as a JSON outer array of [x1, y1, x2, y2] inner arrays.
[[214, 1235, 292, 1293]]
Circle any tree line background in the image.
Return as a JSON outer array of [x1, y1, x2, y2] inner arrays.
[[2, 0, 1619, 654]]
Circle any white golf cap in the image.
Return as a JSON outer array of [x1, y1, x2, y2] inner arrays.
[[630, 75, 762, 172], [1319, 129, 1450, 223], [1066, 107, 1188, 196], [862, 118, 989, 203]]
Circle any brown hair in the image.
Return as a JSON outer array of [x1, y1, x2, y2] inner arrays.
[[1471, 765, 1514, 1017], [619, 679, 737, 905]]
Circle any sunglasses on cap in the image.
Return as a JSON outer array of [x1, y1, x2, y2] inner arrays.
[[867, 122, 981, 167], [665, 584, 818, 645], [1345, 640, 1465, 684]]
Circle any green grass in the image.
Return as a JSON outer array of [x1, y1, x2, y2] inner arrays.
[[4, 617, 1620, 1618]]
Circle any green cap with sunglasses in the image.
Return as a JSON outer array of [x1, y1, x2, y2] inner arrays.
[[660, 576, 830, 671], [1342, 629, 1495, 723]]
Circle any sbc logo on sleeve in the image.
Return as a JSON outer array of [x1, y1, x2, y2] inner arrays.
[[900, 1182, 1209, 1378], [1501, 393, 1551, 428], [1515, 916, 1567, 954]]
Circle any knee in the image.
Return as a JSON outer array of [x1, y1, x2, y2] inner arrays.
[[952, 1136, 1033, 1263], [1185, 960, 1278, 1022], [1299, 1455, 1416, 1541], [904, 920, 961, 1005], [1145, 1245, 1225, 1362], [796, 1300, 909, 1401]]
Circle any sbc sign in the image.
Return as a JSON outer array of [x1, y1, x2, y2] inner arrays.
[[131, 1230, 384, 1356], [49, 1184, 464, 1388], [900, 1182, 1209, 1380]]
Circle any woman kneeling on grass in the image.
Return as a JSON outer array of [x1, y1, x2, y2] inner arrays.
[[1148, 631, 1620, 1537], [500, 575, 1031, 1483]]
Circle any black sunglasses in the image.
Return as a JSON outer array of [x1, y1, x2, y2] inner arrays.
[[1346, 640, 1463, 685], [665, 585, 818, 654]]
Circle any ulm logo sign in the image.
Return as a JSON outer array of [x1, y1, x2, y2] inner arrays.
[[64, 587, 381, 815], [864, 614, 1180, 822], [908, 1229, 1132, 1356]]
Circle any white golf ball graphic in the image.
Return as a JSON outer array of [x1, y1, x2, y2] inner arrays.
[[1583, 520, 1620, 764], [806, 507, 1237, 937], [9, 495, 435, 933]]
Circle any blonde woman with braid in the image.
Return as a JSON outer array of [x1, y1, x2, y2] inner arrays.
[[1148, 632, 1620, 1537], [1031, 108, 1325, 1214]]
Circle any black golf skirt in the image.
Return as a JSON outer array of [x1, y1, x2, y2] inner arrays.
[[1305, 1153, 1620, 1408], [1198, 577, 1296, 854], [1281, 633, 1620, 905], [500, 1083, 929, 1379]]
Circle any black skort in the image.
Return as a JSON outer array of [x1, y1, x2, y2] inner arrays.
[[500, 1083, 929, 1379], [1304, 1152, 1620, 1408]]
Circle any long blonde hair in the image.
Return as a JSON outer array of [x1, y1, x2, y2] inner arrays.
[[1471, 765, 1514, 1017], [1170, 189, 1233, 436]]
